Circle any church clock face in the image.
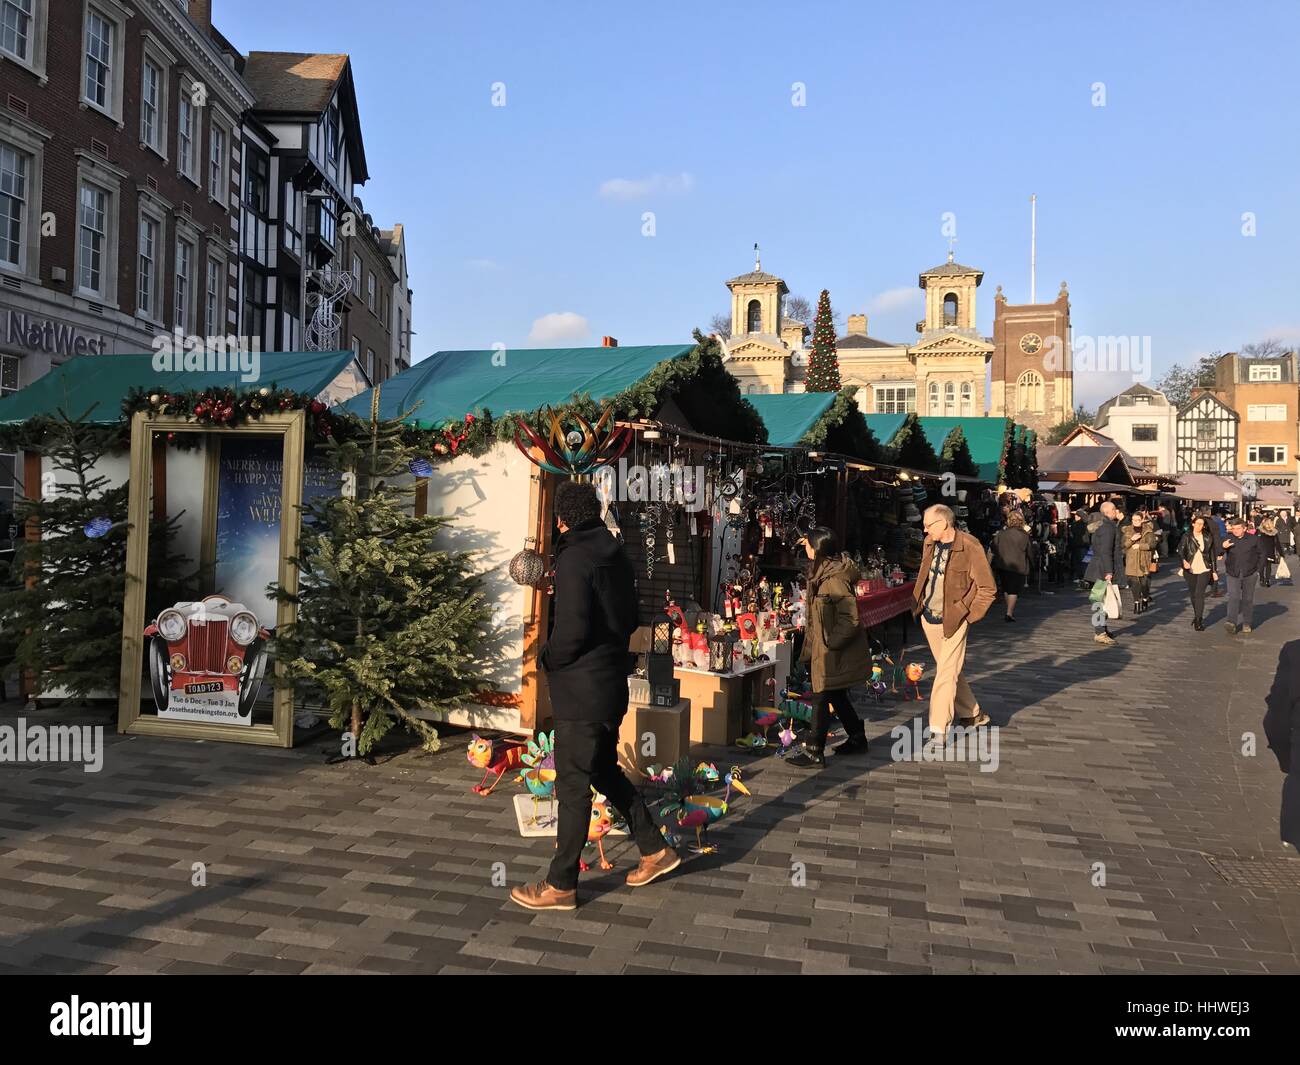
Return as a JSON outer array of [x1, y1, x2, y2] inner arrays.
[[1020, 332, 1042, 355]]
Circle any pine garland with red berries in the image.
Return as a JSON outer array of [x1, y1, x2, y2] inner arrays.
[[805, 288, 841, 393]]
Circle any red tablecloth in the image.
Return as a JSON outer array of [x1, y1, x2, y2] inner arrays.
[[856, 582, 916, 628]]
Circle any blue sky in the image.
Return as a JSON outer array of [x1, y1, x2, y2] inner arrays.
[[218, 0, 1300, 406]]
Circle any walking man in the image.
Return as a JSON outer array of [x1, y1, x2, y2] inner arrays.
[[511, 481, 679, 912], [1221, 514, 1267, 636], [1084, 501, 1127, 646], [912, 504, 997, 750]]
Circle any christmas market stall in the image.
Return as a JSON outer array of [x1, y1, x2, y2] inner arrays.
[[0, 349, 370, 746], [337, 337, 800, 750]]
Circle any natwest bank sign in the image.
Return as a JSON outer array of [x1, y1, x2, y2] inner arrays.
[[5, 310, 108, 358]]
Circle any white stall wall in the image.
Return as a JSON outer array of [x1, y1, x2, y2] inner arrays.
[[422, 441, 534, 733], [168, 444, 207, 576]]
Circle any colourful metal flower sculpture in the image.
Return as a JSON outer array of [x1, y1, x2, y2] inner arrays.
[[513, 404, 632, 476]]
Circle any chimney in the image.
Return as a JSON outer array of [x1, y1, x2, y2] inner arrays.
[[189, 0, 212, 28], [846, 314, 868, 336], [601, 336, 618, 347]]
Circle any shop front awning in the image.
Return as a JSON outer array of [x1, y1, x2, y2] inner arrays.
[[1168, 473, 1243, 502], [1255, 485, 1296, 505], [0, 350, 359, 424], [1039, 480, 1145, 495]]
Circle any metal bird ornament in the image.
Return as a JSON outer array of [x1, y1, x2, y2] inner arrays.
[[517, 730, 556, 825], [513, 404, 632, 476]]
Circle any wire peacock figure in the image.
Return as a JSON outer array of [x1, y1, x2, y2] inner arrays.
[[305, 265, 354, 352]]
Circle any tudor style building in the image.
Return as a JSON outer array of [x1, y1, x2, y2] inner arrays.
[[1177, 388, 1239, 476]]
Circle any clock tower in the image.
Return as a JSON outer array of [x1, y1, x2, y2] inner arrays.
[[991, 281, 1073, 432]]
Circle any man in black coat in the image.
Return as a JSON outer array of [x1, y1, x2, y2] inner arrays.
[[1220, 515, 1267, 635], [511, 482, 679, 912], [1083, 501, 1128, 646], [1263, 640, 1300, 849]]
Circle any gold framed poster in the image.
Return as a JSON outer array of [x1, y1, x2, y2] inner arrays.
[[117, 410, 306, 747]]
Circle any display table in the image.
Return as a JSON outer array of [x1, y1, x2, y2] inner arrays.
[[856, 581, 916, 628], [674, 658, 775, 745]]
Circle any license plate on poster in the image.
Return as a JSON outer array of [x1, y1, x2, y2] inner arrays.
[[159, 686, 247, 725], [184, 681, 226, 695]]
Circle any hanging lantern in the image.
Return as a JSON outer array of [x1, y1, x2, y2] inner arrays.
[[508, 545, 547, 587]]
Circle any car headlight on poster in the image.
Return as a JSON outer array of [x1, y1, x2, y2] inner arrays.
[[229, 612, 259, 646], [158, 609, 186, 642]]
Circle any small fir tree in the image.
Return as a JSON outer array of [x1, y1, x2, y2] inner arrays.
[[0, 409, 186, 700], [888, 413, 940, 472], [940, 426, 979, 479], [269, 402, 492, 758], [805, 289, 842, 392]]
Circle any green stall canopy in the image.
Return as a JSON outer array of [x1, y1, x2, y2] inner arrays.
[[864, 413, 908, 447], [339, 344, 697, 428], [0, 350, 358, 424], [915, 417, 1011, 483], [745, 393, 837, 447]]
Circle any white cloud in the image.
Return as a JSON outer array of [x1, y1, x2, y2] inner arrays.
[[598, 172, 694, 201], [528, 311, 589, 345], [868, 286, 920, 315], [466, 257, 503, 272]]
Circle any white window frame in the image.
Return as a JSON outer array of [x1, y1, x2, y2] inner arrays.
[[873, 385, 915, 415], [351, 251, 361, 289], [74, 160, 122, 303], [367, 270, 376, 313], [79, 0, 128, 128], [135, 202, 165, 324], [0, 0, 48, 82], [176, 76, 201, 186], [1248, 363, 1281, 382], [208, 108, 233, 206], [366, 347, 375, 380], [173, 232, 196, 332], [1131, 424, 1158, 442], [0, 118, 44, 282], [1247, 403, 1287, 422], [1247, 444, 1288, 466], [138, 33, 174, 162], [204, 247, 225, 337]]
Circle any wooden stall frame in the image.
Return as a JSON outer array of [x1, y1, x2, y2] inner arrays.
[[117, 411, 306, 748]]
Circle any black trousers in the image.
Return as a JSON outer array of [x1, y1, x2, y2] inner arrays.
[[1184, 570, 1210, 622], [547, 718, 664, 891], [1129, 574, 1150, 608], [808, 688, 865, 752]]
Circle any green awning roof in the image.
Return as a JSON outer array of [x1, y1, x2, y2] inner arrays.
[[339, 344, 696, 428], [746, 393, 837, 447], [915, 416, 1009, 482], [0, 350, 357, 424], [864, 413, 908, 447]]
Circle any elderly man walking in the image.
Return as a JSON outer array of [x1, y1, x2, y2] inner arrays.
[[1085, 501, 1127, 646], [912, 504, 997, 750]]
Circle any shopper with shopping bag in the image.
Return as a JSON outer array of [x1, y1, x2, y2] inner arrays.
[[1084, 501, 1127, 647]]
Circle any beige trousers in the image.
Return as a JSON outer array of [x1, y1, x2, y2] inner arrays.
[[921, 618, 980, 733]]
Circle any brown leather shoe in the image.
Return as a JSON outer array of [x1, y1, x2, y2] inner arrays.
[[509, 879, 577, 911], [625, 847, 682, 888]]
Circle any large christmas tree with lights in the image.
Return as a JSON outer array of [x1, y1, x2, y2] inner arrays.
[[805, 289, 842, 393]]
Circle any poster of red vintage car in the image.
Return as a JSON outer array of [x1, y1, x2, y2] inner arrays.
[[145, 595, 271, 724]]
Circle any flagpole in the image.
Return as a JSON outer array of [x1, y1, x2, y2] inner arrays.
[[1030, 194, 1037, 304]]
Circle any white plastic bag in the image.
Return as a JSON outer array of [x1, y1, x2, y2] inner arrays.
[[1104, 581, 1122, 620], [1278, 556, 1292, 580]]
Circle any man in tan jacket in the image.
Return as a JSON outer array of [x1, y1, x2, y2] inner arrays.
[[912, 504, 997, 749]]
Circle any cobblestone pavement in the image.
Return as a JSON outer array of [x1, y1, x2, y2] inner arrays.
[[1, 570, 1298, 975]]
